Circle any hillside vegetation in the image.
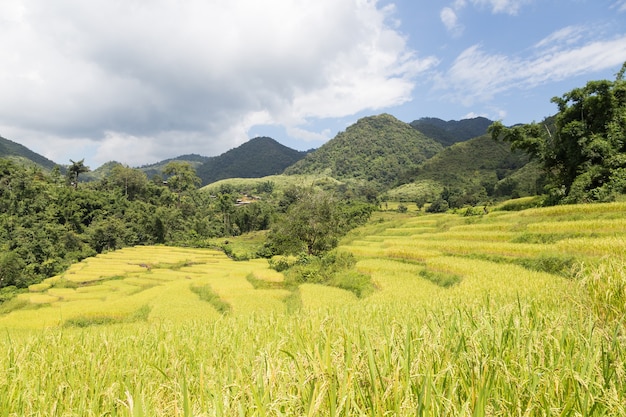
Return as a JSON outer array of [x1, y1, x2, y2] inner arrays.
[[387, 134, 536, 206], [410, 116, 493, 146], [0, 134, 58, 170], [285, 114, 443, 188], [117, 137, 306, 186], [1, 202, 625, 415], [195, 137, 307, 185]]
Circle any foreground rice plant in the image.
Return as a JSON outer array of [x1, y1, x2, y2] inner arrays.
[[1, 300, 623, 416], [1, 202, 626, 415]]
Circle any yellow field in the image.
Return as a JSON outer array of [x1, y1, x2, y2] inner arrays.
[[1, 202, 625, 415], [0, 246, 303, 329]]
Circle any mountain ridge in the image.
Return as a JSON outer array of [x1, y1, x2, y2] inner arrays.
[[410, 116, 493, 147], [0, 135, 59, 170]]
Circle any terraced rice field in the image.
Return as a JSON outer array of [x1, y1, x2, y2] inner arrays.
[[1, 201, 625, 416]]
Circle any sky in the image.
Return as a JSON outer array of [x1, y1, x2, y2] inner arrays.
[[1, 0, 626, 169]]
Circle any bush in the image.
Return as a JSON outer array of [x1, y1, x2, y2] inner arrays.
[[330, 270, 375, 298], [0, 251, 26, 289], [275, 251, 374, 298], [268, 255, 298, 272], [426, 198, 449, 213]]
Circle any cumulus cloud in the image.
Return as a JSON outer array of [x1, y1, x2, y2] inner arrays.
[[0, 0, 435, 167], [433, 29, 626, 106]]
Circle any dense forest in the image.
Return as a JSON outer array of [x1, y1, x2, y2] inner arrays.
[[0, 159, 373, 292]]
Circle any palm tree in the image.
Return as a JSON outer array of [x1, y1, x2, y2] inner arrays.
[[68, 159, 90, 187]]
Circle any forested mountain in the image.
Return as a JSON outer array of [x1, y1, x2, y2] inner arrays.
[[395, 134, 538, 207], [195, 137, 307, 185], [138, 154, 210, 180], [410, 116, 493, 146], [284, 114, 443, 188], [0, 135, 58, 170]]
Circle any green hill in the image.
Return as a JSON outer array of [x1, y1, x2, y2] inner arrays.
[[0, 135, 58, 170], [195, 137, 307, 185], [138, 154, 210, 180], [410, 116, 493, 146], [284, 114, 443, 188], [386, 134, 537, 204]]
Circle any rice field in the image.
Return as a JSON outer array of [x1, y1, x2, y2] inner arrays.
[[1, 202, 626, 415]]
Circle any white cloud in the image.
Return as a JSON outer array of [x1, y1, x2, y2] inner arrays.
[[441, 0, 530, 35], [0, 0, 434, 167], [612, 0, 626, 12], [462, 111, 488, 119], [471, 0, 531, 15], [434, 31, 626, 106], [534, 26, 588, 50], [440, 7, 464, 37], [286, 127, 332, 143]]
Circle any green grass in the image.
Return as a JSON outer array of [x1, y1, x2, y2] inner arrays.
[[1, 201, 626, 415], [189, 284, 232, 314]]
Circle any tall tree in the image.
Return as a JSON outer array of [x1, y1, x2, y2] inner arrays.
[[108, 164, 149, 200], [489, 62, 626, 204], [67, 159, 90, 187], [162, 161, 201, 205], [267, 189, 345, 256], [163, 162, 201, 194]]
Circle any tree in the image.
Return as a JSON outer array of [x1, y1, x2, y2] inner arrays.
[[67, 159, 90, 187], [163, 162, 201, 204], [108, 165, 149, 200], [0, 251, 25, 288], [267, 189, 346, 256], [489, 62, 626, 203]]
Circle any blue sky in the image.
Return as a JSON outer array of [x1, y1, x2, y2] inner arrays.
[[1, 0, 625, 168]]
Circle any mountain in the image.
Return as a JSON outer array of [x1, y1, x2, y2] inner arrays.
[[284, 114, 443, 187], [195, 137, 307, 185], [0, 135, 58, 170], [410, 117, 493, 146], [395, 134, 538, 203], [138, 154, 210, 180]]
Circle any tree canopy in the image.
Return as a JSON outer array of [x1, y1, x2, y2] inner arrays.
[[266, 188, 373, 256], [489, 62, 626, 204]]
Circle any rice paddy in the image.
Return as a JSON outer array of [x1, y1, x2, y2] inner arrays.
[[1, 201, 626, 415]]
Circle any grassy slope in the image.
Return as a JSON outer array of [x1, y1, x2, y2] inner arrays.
[[1, 202, 625, 415]]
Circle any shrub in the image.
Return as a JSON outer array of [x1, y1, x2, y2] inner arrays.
[[426, 198, 449, 213], [268, 255, 298, 272], [277, 251, 374, 298], [0, 252, 26, 289]]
